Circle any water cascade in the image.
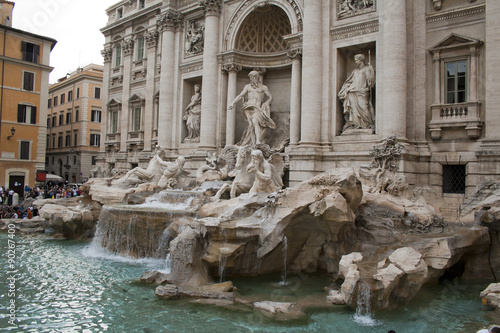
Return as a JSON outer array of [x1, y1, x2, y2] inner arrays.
[[218, 226, 228, 283], [280, 236, 288, 286], [353, 282, 377, 326]]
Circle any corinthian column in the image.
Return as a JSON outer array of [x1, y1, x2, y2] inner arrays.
[[223, 63, 241, 146], [299, 1, 322, 147], [199, 0, 221, 150], [157, 11, 182, 150], [380, 0, 407, 138]]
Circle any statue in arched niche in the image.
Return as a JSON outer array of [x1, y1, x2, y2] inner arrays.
[[183, 83, 201, 142], [229, 70, 276, 146], [338, 53, 375, 132]]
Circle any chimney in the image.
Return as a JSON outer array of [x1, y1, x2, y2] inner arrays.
[[0, 1, 14, 27]]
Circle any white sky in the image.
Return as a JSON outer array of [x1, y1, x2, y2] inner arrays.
[[12, 0, 117, 83]]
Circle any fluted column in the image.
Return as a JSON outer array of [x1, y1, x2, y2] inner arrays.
[[223, 64, 241, 146], [299, 1, 322, 146], [380, 0, 407, 138], [157, 11, 182, 150], [199, 0, 221, 150], [143, 28, 159, 151], [288, 49, 302, 147]]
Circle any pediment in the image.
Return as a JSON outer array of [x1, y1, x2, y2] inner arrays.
[[430, 33, 482, 53], [106, 97, 122, 107], [128, 93, 145, 103]]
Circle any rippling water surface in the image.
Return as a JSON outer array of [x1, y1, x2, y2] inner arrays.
[[0, 233, 498, 333]]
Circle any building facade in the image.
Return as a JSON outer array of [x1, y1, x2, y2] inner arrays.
[[0, 1, 56, 195], [99, 0, 499, 200], [46, 64, 104, 183]]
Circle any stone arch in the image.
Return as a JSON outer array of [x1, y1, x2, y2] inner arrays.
[[224, 0, 303, 51]]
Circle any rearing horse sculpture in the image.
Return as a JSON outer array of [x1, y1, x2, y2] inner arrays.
[[214, 146, 254, 200]]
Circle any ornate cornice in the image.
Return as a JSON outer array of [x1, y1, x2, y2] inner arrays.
[[222, 63, 242, 73], [156, 11, 183, 32], [146, 29, 159, 48], [331, 19, 379, 41], [199, 0, 221, 16], [219, 50, 291, 69], [426, 4, 485, 23], [101, 47, 112, 63], [122, 38, 134, 56]]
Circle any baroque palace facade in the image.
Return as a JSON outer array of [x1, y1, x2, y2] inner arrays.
[[99, 0, 499, 199]]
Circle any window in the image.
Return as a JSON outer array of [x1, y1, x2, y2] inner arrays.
[[91, 110, 101, 122], [73, 156, 76, 164], [139, 0, 145, 9], [111, 110, 118, 133], [17, 105, 36, 124], [75, 109, 79, 122], [20, 141, 30, 160], [68, 90, 73, 102], [94, 87, 101, 99], [65, 134, 70, 147], [51, 156, 54, 164], [137, 37, 144, 60], [52, 116, 56, 127], [21, 41, 40, 63], [66, 112, 72, 124], [90, 134, 100, 147], [48, 98, 52, 108], [46, 136, 50, 148], [115, 45, 121, 67], [446, 60, 467, 104], [52, 136, 55, 148], [54, 96, 58, 106], [73, 131, 78, 146], [91, 156, 97, 165], [23, 71, 34, 91], [59, 114, 64, 126], [58, 135, 63, 147], [76, 88, 80, 99], [117, 8, 123, 18], [61, 93, 65, 104], [133, 107, 141, 131], [443, 165, 466, 194], [47, 118, 50, 128]]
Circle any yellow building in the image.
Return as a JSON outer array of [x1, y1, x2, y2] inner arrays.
[[46, 64, 103, 183], [0, 1, 56, 196]]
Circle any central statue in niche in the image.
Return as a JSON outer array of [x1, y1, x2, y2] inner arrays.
[[229, 70, 276, 146]]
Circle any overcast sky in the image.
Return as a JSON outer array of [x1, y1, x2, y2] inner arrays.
[[12, 0, 117, 83]]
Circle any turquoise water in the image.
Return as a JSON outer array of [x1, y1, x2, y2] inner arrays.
[[0, 232, 498, 333]]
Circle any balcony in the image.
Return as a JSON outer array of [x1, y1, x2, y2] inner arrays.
[[127, 131, 144, 151], [428, 101, 482, 140]]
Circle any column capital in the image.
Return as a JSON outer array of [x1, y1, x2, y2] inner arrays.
[[122, 38, 134, 57], [287, 48, 302, 60], [199, 0, 221, 17], [101, 47, 112, 63], [222, 63, 242, 74], [156, 11, 183, 32], [146, 29, 159, 48]]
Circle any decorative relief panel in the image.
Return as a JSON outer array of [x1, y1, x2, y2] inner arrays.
[[337, 0, 376, 20], [331, 19, 378, 40], [185, 19, 205, 56]]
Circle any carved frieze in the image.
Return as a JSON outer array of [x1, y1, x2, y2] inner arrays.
[[337, 0, 376, 20], [157, 11, 183, 32], [331, 19, 378, 40], [101, 47, 112, 63], [426, 4, 485, 23], [199, 0, 221, 16]]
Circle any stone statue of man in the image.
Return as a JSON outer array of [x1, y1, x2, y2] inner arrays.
[[338, 54, 375, 131], [229, 70, 276, 146]]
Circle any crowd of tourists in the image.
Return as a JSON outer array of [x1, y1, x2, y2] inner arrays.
[[0, 182, 82, 219]]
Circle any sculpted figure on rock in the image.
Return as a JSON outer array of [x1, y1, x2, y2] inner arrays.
[[247, 149, 284, 195], [158, 156, 189, 189], [229, 70, 276, 146], [338, 54, 375, 132], [119, 146, 169, 185]]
